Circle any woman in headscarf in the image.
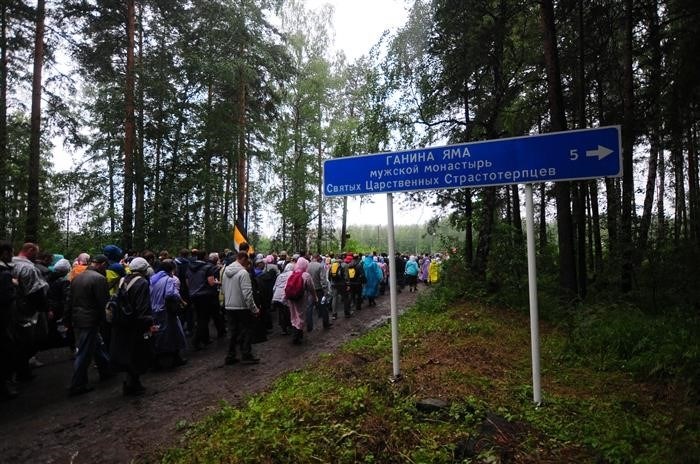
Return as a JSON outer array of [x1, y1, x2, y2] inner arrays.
[[272, 262, 294, 334], [149, 259, 187, 369], [69, 253, 90, 281], [419, 254, 431, 286], [286, 257, 317, 345]]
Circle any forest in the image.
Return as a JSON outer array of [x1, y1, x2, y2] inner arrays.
[[2, 0, 700, 307]]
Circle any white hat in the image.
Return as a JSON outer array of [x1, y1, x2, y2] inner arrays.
[[53, 258, 71, 274], [129, 257, 149, 273]]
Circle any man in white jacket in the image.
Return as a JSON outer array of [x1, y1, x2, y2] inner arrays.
[[221, 251, 260, 365]]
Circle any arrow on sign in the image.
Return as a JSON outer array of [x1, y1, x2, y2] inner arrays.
[[586, 145, 614, 160]]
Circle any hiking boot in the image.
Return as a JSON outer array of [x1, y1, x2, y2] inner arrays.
[[99, 371, 116, 382], [15, 372, 36, 382], [1, 381, 18, 400], [224, 355, 239, 365], [68, 385, 94, 397], [241, 357, 260, 365], [123, 382, 146, 396]]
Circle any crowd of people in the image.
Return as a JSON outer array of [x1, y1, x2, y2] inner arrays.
[[0, 240, 442, 400]]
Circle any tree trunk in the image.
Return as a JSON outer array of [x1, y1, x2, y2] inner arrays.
[[472, 187, 496, 278], [540, 0, 577, 300], [204, 84, 214, 250], [235, 68, 247, 226], [573, 182, 587, 298], [596, 72, 619, 262], [0, 4, 8, 235], [134, 0, 145, 250], [573, 0, 587, 297], [689, 126, 700, 246], [152, 108, 162, 240], [505, 186, 512, 230], [108, 146, 116, 235], [538, 183, 547, 255], [122, 0, 136, 250], [462, 81, 473, 265], [670, 86, 686, 245], [25, 0, 46, 243], [620, 0, 635, 292], [171, 94, 186, 244], [203, 157, 212, 249], [316, 140, 323, 254], [637, 0, 661, 257], [657, 136, 666, 243], [590, 180, 603, 274], [511, 185, 522, 239], [465, 189, 473, 265], [586, 184, 594, 272]]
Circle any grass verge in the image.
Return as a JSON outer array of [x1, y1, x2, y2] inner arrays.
[[159, 293, 699, 463]]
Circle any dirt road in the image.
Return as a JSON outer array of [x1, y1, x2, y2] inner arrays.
[[0, 288, 421, 463]]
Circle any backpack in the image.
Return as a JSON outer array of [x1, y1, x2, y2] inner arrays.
[[284, 271, 305, 301], [346, 263, 366, 285], [329, 262, 343, 282], [105, 276, 142, 326]]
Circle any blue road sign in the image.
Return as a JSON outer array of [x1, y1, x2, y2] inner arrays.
[[323, 126, 621, 197]]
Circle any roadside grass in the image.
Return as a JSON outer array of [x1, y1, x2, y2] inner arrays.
[[160, 293, 699, 463]]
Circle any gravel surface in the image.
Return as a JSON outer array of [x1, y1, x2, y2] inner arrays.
[[0, 288, 421, 463]]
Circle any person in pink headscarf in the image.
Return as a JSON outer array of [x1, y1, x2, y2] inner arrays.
[[286, 257, 317, 345], [69, 253, 91, 281]]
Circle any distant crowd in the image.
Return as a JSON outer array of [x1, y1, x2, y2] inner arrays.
[[0, 241, 443, 399]]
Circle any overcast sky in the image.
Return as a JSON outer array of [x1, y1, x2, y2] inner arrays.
[[304, 0, 439, 227]]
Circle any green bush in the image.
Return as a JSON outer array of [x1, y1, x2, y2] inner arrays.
[[564, 304, 700, 389]]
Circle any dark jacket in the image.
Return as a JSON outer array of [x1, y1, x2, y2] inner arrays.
[[187, 260, 216, 298], [0, 260, 16, 332], [47, 273, 70, 320], [110, 273, 152, 373], [174, 257, 191, 301], [68, 267, 109, 329]]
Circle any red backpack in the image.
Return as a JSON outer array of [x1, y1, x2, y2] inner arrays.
[[284, 271, 305, 301]]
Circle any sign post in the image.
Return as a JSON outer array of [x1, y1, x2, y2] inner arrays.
[[386, 193, 401, 380], [324, 126, 622, 404], [525, 183, 541, 405]]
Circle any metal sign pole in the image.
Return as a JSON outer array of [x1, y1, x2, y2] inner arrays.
[[525, 183, 542, 405], [386, 192, 401, 380]]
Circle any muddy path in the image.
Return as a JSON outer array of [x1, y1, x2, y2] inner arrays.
[[0, 288, 422, 463]]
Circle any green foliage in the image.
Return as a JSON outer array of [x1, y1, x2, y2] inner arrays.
[[564, 303, 700, 388], [344, 220, 458, 255], [632, 241, 700, 313], [517, 393, 687, 464]]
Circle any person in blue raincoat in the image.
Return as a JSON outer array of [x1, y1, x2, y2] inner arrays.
[[361, 254, 383, 307]]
